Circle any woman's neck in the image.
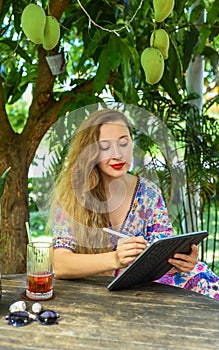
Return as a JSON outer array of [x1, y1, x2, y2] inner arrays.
[[102, 173, 137, 215], [102, 173, 129, 199]]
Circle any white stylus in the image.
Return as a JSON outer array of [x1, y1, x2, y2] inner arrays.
[[103, 227, 130, 239]]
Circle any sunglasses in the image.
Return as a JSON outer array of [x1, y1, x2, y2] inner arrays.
[[6, 309, 60, 327]]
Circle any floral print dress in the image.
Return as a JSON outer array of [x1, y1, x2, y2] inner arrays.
[[53, 176, 219, 300]]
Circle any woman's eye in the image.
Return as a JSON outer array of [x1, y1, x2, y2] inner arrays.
[[119, 141, 128, 147], [99, 138, 129, 150], [100, 146, 110, 151], [99, 142, 110, 151]]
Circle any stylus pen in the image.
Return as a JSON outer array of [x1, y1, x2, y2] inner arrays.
[[103, 227, 131, 240]]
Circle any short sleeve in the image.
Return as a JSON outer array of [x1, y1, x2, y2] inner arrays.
[[52, 207, 76, 252]]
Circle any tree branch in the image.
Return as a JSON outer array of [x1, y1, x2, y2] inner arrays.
[[24, 77, 95, 166], [47, 0, 70, 20]]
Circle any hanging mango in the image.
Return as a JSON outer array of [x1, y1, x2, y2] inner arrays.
[[150, 29, 169, 60], [21, 4, 46, 44], [153, 0, 175, 22], [21, 5, 60, 50], [141, 47, 164, 84], [42, 16, 60, 50]]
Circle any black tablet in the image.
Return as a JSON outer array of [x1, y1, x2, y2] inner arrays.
[[107, 231, 208, 291]]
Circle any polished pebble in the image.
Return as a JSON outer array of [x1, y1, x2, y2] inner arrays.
[[32, 302, 42, 313], [9, 301, 26, 313]]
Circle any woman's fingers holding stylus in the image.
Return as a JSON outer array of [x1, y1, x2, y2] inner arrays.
[[116, 237, 147, 267]]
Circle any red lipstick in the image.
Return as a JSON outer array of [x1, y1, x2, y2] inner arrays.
[[111, 163, 125, 170]]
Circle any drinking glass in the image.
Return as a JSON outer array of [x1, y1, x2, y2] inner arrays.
[[26, 242, 53, 300]]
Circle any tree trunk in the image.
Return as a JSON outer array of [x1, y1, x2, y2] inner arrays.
[[0, 139, 29, 273]]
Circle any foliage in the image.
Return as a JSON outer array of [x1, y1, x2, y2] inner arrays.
[[0, 0, 219, 272], [1, 1, 218, 113]]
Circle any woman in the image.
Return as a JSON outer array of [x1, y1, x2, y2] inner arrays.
[[50, 108, 219, 300]]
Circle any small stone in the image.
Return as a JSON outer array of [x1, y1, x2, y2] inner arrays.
[[32, 302, 42, 313], [9, 301, 26, 313]]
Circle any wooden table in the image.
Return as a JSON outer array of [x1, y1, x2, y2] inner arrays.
[[0, 274, 218, 350]]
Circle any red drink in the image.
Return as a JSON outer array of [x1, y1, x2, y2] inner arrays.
[[27, 273, 53, 293], [26, 273, 53, 300]]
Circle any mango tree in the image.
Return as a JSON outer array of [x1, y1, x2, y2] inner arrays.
[[0, 0, 218, 273]]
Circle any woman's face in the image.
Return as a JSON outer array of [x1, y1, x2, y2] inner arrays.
[[97, 120, 133, 179]]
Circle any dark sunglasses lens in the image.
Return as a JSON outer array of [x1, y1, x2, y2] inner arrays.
[[37, 310, 59, 325], [7, 311, 30, 327]]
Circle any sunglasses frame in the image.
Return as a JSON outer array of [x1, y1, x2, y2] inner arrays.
[[6, 309, 60, 327]]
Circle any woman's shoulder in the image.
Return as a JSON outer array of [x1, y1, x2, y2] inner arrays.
[[137, 175, 161, 194]]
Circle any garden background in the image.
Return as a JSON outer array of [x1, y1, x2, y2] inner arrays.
[[0, 0, 218, 274]]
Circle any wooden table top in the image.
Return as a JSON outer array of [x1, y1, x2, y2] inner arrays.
[[0, 274, 218, 350]]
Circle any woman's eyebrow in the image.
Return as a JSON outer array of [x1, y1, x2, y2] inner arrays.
[[99, 135, 129, 142], [98, 140, 110, 144], [119, 135, 129, 139]]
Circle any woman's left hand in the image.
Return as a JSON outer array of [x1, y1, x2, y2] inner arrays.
[[168, 244, 198, 273]]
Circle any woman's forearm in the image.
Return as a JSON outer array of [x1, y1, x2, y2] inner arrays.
[[53, 248, 118, 279]]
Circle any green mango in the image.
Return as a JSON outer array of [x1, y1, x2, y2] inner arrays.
[[150, 29, 169, 59], [141, 47, 164, 84], [42, 16, 60, 51], [21, 4, 46, 44], [153, 0, 175, 22]]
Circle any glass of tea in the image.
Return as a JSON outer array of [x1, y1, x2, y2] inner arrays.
[[26, 242, 53, 300]]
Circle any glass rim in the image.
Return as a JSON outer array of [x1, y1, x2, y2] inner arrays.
[[27, 242, 53, 248]]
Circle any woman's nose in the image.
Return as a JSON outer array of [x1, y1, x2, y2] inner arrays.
[[111, 144, 122, 159]]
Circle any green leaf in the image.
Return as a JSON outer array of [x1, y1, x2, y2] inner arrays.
[[0, 1, 11, 27], [121, 54, 131, 92], [120, 37, 139, 69], [12, 0, 21, 34], [189, 4, 205, 23], [207, 0, 219, 23], [113, 88, 125, 102], [164, 42, 184, 89], [118, 39, 133, 93], [182, 25, 199, 71], [9, 82, 29, 104], [93, 46, 110, 93], [107, 34, 121, 71], [78, 30, 107, 71], [3, 67, 23, 103], [161, 70, 182, 104], [197, 26, 211, 55], [0, 38, 32, 62]]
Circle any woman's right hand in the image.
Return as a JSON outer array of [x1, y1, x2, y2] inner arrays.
[[114, 236, 148, 269]]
